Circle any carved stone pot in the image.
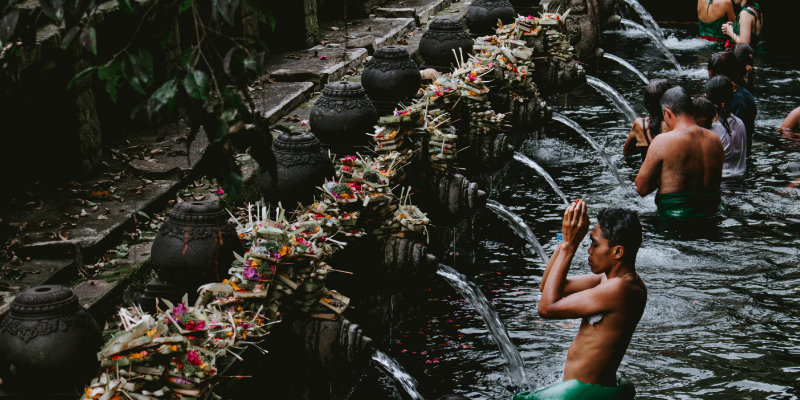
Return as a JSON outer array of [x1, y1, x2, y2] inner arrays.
[[433, 173, 487, 216], [151, 201, 243, 294], [419, 18, 473, 72], [0, 285, 102, 391], [310, 81, 378, 156], [465, 0, 516, 36], [257, 131, 334, 206], [360, 46, 421, 116]]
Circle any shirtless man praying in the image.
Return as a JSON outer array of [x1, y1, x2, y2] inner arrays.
[[514, 201, 646, 400]]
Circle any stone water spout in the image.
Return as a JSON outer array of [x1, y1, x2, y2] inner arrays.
[[546, 0, 621, 61], [432, 173, 488, 217]]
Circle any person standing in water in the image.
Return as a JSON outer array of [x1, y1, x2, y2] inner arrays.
[[635, 87, 724, 221], [706, 75, 748, 179], [623, 79, 673, 161], [722, 0, 764, 52], [514, 202, 645, 400], [697, 0, 735, 42]]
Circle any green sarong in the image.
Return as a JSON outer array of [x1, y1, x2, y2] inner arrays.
[[513, 378, 635, 400], [698, 17, 728, 41], [655, 191, 721, 222]]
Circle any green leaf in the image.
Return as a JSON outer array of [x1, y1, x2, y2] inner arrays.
[[38, 0, 64, 22], [183, 69, 210, 102], [222, 107, 238, 124], [136, 211, 150, 220], [222, 47, 245, 78], [97, 60, 123, 103], [125, 48, 154, 95], [212, 0, 238, 25], [0, 8, 19, 43], [66, 66, 97, 90], [117, 0, 134, 13], [178, 0, 191, 13], [146, 78, 178, 121], [78, 26, 97, 55]]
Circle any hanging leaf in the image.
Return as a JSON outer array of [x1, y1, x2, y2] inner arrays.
[[178, 0, 191, 14], [0, 8, 19, 43], [125, 48, 154, 95], [145, 78, 178, 121], [78, 26, 97, 55], [60, 26, 79, 49], [223, 47, 245, 78], [212, 0, 239, 26], [66, 66, 97, 90], [38, 0, 64, 22], [183, 69, 210, 102], [97, 60, 123, 102], [117, 0, 134, 13]]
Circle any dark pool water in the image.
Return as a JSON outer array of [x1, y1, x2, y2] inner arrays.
[[382, 28, 800, 399]]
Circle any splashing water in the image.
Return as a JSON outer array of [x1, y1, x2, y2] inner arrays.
[[620, 0, 664, 38], [513, 152, 570, 206], [436, 264, 531, 390], [372, 350, 425, 400], [486, 200, 550, 265], [551, 112, 629, 191], [621, 19, 682, 71], [603, 53, 649, 85], [585, 75, 638, 123]]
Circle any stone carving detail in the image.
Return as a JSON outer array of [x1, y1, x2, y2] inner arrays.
[[472, 0, 516, 9], [364, 57, 418, 73], [312, 95, 375, 113], [157, 215, 237, 242], [0, 313, 96, 343]]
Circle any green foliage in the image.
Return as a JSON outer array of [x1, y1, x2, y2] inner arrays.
[[0, 0, 280, 198]]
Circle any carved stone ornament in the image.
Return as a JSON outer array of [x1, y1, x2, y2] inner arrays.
[[257, 130, 334, 206], [420, 18, 474, 72], [310, 81, 378, 155], [361, 46, 421, 115]]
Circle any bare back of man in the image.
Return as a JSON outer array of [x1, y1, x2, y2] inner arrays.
[[638, 125, 724, 195]]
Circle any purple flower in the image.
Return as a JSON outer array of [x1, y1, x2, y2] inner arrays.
[[171, 302, 188, 319], [243, 267, 257, 279]]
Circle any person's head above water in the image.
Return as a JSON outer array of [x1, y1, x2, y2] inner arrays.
[[708, 51, 741, 83], [734, 43, 754, 67], [594, 208, 642, 267], [644, 79, 673, 136], [705, 75, 734, 131], [660, 86, 694, 128], [693, 96, 716, 129]]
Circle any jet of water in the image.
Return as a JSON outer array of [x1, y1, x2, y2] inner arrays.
[[585, 75, 638, 123], [513, 152, 570, 206], [551, 112, 629, 191], [603, 53, 649, 85], [620, 19, 682, 71], [372, 349, 426, 400], [620, 0, 664, 38], [486, 200, 550, 265], [436, 264, 531, 390]]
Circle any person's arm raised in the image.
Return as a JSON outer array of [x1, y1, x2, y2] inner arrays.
[[539, 200, 603, 318], [635, 136, 664, 196]]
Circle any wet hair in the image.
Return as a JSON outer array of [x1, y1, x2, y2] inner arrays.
[[734, 43, 754, 66], [643, 79, 673, 137], [705, 75, 734, 134], [708, 51, 742, 84], [660, 86, 693, 117], [596, 208, 642, 264], [693, 96, 716, 129]]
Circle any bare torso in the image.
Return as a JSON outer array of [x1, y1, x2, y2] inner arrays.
[[697, 0, 734, 23], [637, 124, 724, 195], [563, 276, 647, 385]]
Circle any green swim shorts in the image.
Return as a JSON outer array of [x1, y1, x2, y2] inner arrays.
[[512, 378, 635, 400], [655, 191, 721, 222]]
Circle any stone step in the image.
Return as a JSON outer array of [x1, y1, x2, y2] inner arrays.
[[375, 0, 452, 25]]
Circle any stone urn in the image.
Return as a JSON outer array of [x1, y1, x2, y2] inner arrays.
[[0, 285, 102, 391], [419, 18, 473, 73], [257, 130, 334, 206], [310, 81, 377, 156], [360, 46, 421, 116], [151, 201, 243, 292], [465, 0, 517, 36]]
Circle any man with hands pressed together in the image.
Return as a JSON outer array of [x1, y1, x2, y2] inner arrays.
[[514, 200, 646, 400]]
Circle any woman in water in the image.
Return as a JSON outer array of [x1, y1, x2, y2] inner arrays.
[[706, 75, 748, 179], [697, 0, 735, 42], [722, 0, 764, 51], [623, 79, 673, 160]]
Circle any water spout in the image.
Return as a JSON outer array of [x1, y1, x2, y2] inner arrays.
[[620, 19, 681, 71], [436, 264, 530, 390], [551, 112, 629, 190], [513, 153, 570, 206], [603, 53, 649, 85], [585, 75, 638, 123], [372, 349, 425, 400], [486, 200, 549, 266], [620, 0, 664, 38]]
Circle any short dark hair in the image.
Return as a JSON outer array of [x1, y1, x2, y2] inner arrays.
[[693, 96, 715, 129], [597, 208, 642, 263], [708, 51, 742, 82], [734, 43, 754, 67], [660, 86, 693, 117], [644, 79, 673, 137]]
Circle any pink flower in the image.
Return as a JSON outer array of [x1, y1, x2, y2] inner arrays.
[[171, 302, 188, 320], [216, 188, 225, 195], [243, 267, 257, 279], [320, 56, 328, 60], [301, 120, 309, 126], [186, 350, 202, 366]]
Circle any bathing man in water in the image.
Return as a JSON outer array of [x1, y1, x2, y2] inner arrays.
[[514, 201, 645, 400], [635, 86, 724, 221]]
